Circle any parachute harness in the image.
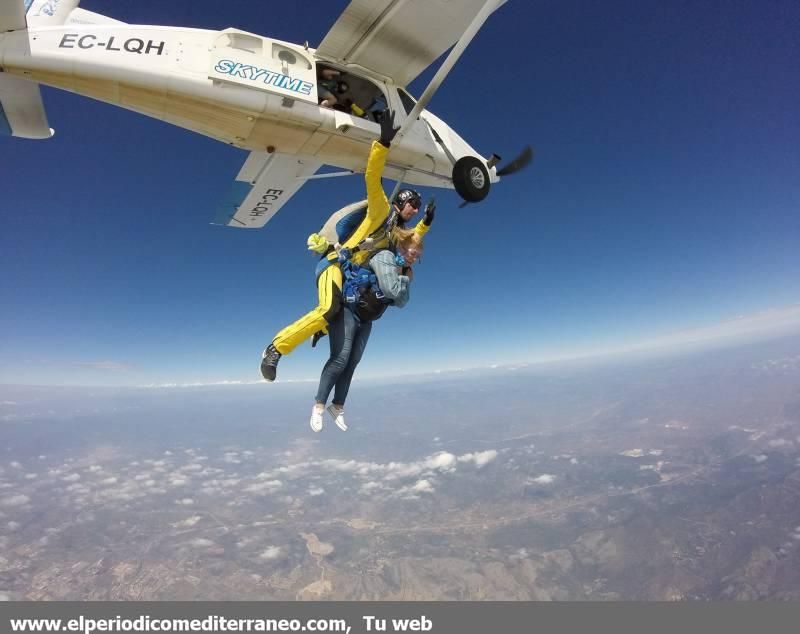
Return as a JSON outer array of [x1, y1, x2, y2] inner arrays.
[[337, 246, 404, 302], [312, 201, 406, 323], [336, 242, 405, 322]]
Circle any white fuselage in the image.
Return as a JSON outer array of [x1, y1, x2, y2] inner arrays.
[[0, 23, 497, 188]]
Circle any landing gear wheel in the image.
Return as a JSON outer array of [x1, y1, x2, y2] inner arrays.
[[452, 156, 490, 203]]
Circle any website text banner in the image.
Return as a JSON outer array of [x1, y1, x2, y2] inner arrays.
[[1, 602, 798, 634]]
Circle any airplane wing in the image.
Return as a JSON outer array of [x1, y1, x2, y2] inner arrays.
[[215, 152, 322, 229], [316, 0, 507, 88]]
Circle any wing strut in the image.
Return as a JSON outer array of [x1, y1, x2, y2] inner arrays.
[[394, 0, 505, 144]]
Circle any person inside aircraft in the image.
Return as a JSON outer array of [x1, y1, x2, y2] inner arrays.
[[317, 67, 348, 108], [309, 226, 426, 433], [259, 110, 435, 383]]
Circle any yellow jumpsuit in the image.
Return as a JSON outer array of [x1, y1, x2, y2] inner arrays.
[[272, 141, 428, 355]]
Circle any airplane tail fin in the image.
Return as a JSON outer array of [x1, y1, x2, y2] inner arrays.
[[10, 0, 126, 29], [20, 0, 80, 27]]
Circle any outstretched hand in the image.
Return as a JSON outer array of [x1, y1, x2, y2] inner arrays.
[[422, 198, 436, 227], [379, 109, 399, 147]]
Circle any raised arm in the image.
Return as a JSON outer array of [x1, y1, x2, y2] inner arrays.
[[339, 111, 400, 250], [414, 198, 436, 237]]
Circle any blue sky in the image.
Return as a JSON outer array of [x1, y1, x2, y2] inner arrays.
[[2, 0, 799, 387]]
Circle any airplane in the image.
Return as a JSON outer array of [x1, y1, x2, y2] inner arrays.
[[0, 0, 531, 229]]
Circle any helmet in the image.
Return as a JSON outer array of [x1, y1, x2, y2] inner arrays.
[[393, 189, 422, 210]]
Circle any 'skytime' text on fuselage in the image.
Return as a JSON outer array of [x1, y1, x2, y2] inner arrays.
[[214, 59, 313, 96]]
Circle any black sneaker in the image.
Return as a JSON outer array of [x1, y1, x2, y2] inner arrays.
[[260, 344, 281, 382]]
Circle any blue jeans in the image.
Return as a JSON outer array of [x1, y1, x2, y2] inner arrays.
[[314, 307, 372, 406]]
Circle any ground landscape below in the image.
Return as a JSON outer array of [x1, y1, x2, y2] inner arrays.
[[2, 336, 800, 599]]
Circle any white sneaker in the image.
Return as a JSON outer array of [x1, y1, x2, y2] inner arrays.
[[326, 404, 347, 431], [309, 405, 324, 433]]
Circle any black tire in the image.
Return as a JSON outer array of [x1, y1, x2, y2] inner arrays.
[[452, 156, 490, 202]]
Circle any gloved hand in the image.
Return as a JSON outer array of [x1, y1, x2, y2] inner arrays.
[[422, 198, 436, 227], [307, 233, 329, 254], [379, 109, 399, 147]]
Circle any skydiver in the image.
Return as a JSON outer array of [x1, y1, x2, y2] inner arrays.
[[309, 225, 426, 432], [260, 110, 434, 382]]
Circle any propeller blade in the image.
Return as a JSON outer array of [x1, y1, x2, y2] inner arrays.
[[496, 145, 533, 177]]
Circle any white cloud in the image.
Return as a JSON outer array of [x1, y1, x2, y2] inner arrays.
[[62, 473, 81, 482], [251, 449, 502, 496], [244, 480, 283, 495], [425, 452, 458, 472], [457, 450, 498, 468], [1, 495, 30, 507], [223, 452, 241, 464], [259, 546, 282, 560], [176, 498, 195, 506], [411, 479, 434, 493], [308, 487, 325, 496], [531, 474, 556, 484], [393, 478, 436, 499], [190, 538, 214, 548], [73, 361, 134, 372]]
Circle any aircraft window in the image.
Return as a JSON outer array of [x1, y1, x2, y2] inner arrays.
[[225, 33, 263, 55], [398, 89, 417, 115], [278, 50, 296, 65], [315, 64, 387, 122], [271, 43, 312, 70]]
